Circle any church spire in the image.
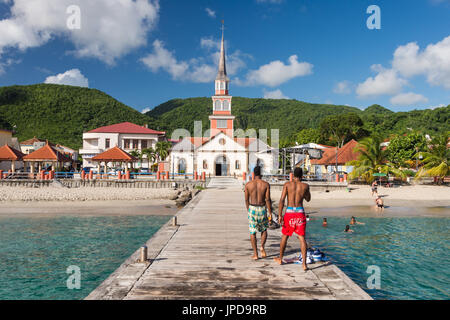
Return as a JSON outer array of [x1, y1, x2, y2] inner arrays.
[[216, 21, 229, 81]]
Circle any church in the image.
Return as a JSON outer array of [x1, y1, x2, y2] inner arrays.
[[170, 28, 276, 177]]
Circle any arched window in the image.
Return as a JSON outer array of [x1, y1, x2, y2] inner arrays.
[[178, 158, 187, 173], [223, 100, 230, 110], [235, 160, 240, 170], [203, 160, 208, 169], [214, 100, 222, 111]]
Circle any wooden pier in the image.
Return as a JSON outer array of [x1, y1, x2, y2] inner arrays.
[[86, 177, 371, 300]]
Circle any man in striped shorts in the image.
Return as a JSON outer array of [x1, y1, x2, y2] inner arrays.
[[244, 166, 273, 260]]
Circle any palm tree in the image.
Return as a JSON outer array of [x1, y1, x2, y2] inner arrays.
[[155, 141, 171, 162], [346, 135, 405, 183], [129, 150, 143, 172], [142, 147, 157, 171], [416, 132, 449, 183]]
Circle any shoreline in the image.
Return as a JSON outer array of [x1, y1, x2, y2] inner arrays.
[[0, 199, 180, 218]]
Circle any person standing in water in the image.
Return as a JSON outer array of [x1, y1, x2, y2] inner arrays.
[[274, 167, 311, 271], [322, 218, 328, 227], [244, 166, 272, 260], [375, 197, 384, 211], [344, 225, 354, 233]]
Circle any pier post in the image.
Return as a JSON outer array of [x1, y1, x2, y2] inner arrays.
[[0, 170, 3, 180], [118, 171, 122, 180], [139, 246, 148, 263], [194, 172, 198, 181], [172, 216, 178, 226], [202, 172, 206, 181], [166, 171, 170, 180], [89, 171, 93, 180], [157, 171, 161, 181]]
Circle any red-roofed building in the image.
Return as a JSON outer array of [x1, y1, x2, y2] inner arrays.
[[307, 139, 360, 179], [80, 122, 166, 169], [0, 144, 25, 172], [23, 143, 73, 173]]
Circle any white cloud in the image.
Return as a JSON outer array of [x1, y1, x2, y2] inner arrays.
[[44, 69, 89, 87], [392, 36, 450, 89], [0, 0, 160, 65], [333, 81, 352, 94], [390, 92, 429, 106], [141, 38, 249, 83], [0, 58, 20, 75], [205, 8, 216, 18], [141, 107, 151, 114], [356, 65, 407, 98], [237, 55, 313, 87], [263, 89, 289, 99], [427, 104, 445, 110]]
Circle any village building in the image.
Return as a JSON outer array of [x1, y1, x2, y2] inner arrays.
[[170, 28, 276, 176], [0, 128, 23, 172], [79, 122, 166, 170], [305, 139, 359, 179], [20, 137, 78, 162]]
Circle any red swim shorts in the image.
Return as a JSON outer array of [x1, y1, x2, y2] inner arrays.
[[282, 207, 306, 237]]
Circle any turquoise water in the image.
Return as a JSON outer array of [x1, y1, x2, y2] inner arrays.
[[0, 216, 170, 300], [305, 217, 450, 300]]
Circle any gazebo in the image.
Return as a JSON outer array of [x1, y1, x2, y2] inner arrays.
[[91, 146, 138, 175], [23, 143, 72, 175], [0, 144, 25, 173]]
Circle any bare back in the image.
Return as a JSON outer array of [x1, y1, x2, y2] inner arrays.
[[245, 179, 269, 206], [281, 180, 311, 208]]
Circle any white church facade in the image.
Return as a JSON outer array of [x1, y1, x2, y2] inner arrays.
[[170, 27, 276, 177]]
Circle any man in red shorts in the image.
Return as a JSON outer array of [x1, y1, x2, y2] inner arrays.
[[274, 167, 311, 271]]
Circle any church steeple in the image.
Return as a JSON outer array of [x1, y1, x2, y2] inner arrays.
[[210, 21, 234, 138], [216, 23, 229, 82]]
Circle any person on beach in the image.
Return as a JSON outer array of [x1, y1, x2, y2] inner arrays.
[[350, 216, 365, 225], [274, 167, 311, 271], [375, 197, 384, 211], [322, 218, 328, 227], [244, 166, 272, 260], [344, 225, 354, 233], [371, 181, 378, 196]]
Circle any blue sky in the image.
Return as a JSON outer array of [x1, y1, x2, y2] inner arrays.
[[0, 0, 449, 113]]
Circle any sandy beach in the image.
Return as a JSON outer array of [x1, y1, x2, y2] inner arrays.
[[270, 184, 450, 217]]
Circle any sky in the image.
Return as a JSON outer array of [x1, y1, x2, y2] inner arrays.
[[0, 0, 449, 113]]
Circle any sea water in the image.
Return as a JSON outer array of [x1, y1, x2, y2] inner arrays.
[[0, 215, 170, 300], [305, 216, 450, 300]]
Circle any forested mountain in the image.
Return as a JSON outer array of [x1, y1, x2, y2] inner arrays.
[[0, 84, 448, 149], [0, 84, 153, 149]]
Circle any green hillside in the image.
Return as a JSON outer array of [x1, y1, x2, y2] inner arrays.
[[0, 84, 153, 149], [148, 98, 450, 141], [0, 84, 448, 150]]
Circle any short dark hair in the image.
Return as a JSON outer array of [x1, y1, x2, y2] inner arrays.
[[254, 165, 261, 177], [294, 167, 303, 178]]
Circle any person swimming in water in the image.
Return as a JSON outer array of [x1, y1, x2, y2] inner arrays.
[[344, 225, 354, 233], [322, 218, 327, 227], [375, 197, 384, 211], [350, 216, 365, 225]]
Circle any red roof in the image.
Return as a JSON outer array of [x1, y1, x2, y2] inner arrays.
[[310, 140, 360, 165], [23, 144, 71, 162], [0, 144, 25, 161], [87, 122, 165, 135], [92, 146, 137, 162]]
